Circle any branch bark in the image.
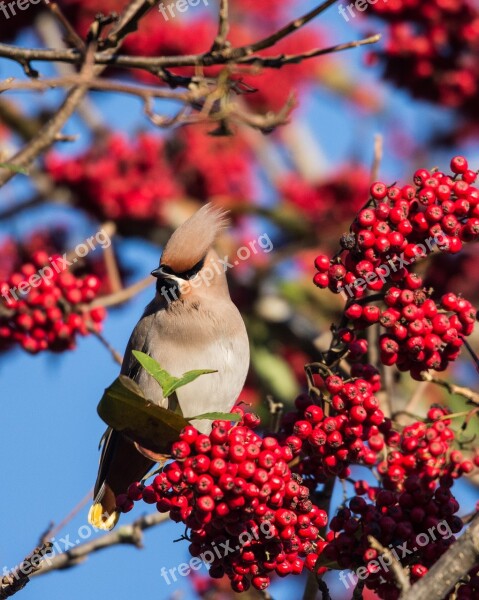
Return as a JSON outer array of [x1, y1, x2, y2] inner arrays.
[[0, 43, 98, 186], [399, 514, 479, 600], [33, 512, 170, 577]]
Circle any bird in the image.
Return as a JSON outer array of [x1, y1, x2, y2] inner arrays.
[[88, 203, 250, 531]]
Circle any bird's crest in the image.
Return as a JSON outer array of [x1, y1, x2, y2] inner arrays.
[[161, 203, 229, 273]]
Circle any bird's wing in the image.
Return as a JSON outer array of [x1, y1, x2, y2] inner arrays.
[[90, 306, 166, 530]]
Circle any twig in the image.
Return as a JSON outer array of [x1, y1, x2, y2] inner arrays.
[[103, 245, 123, 295], [32, 512, 170, 577], [212, 0, 230, 51], [0, 0, 168, 186], [237, 34, 382, 67], [266, 395, 284, 434], [41, 490, 93, 544], [302, 477, 336, 600], [0, 543, 53, 599], [89, 276, 154, 309], [370, 133, 383, 183], [64, 222, 117, 263], [0, 76, 198, 102], [0, 44, 98, 187], [403, 380, 430, 415], [303, 573, 320, 600], [101, 0, 157, 50], [45, 2, 86, 52], [460, 335, 479, 373], [352, 581, 365, 599], [35, 11, 105, 131], [0, 99, 40, 140], [89, 328, 123, 366], [228, 0, 339, 59], [0, 33, 380, 72], [420, 372, 479, 407], [399, 515, 479, 600], [368, 536, 410, 593]]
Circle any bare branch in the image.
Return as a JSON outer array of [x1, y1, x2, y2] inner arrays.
[[370, 133, 383, 183], [32, 512, 170, 578], [88, 327, 123, 366], [212, 0, 230, 51], [399, 515, 479, 600], [45, 2, 86, 52], [228, 0, 340, 59], [0, 543, 53, 599], [420, 372, 479, 407], [90, 276, 154, 309], [237, 34, 382, 67], [368, 536, 411, 594], [100, 0, 158, 49], [0, 44, 98, 186], [0, 76, 196, 102]]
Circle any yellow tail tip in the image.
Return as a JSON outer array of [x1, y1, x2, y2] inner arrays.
[[88, 503, 120, 531]]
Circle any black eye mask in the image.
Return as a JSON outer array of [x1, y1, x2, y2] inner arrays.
[[161, 256, 205, 280]]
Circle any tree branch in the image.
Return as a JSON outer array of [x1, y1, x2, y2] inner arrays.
[[368, 535, 411, 594], [0, 543, 53, 599], [420, 372, 479, 407], [212, 0, 230, 51], [0, 44, 98, 186], [101, 0, 157, 50], [399, 515, 479, 600], [90, 276, 154, 309], [32, 512, 170, 578]]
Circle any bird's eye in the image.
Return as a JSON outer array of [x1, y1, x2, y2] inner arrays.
[[159, 257, 205, 280]]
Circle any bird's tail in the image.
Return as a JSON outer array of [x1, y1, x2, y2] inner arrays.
[[89, 429, 154, 531], [88, 499, 120, 531]]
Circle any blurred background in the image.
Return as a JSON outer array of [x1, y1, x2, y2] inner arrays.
[[1, 1, 479, 599]]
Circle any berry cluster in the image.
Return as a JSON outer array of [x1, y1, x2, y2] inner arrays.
[[314, 157, 478, 377], [281, 368, 388, 484], [46, 133, 182, 226], [281, 165, 371, 226], [378, 406, 475, 492], [347, 292, 475, 378], [0, 251, 106, 353], [425, 243, 479, 306], [46, 129, 254, 230], [165, 125, 253, 201], [324, 477, 463, 600], [365, 0, 479, 122], [0, 229, 118, 295], [116, 415, 327, 592], [323, 406, 477, 599]]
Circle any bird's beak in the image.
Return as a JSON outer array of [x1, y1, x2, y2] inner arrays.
[[151, 266, 182, 284], [151, 267, 164, 278]]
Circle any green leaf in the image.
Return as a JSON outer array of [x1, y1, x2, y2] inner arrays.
[[188, 412, 242, 422], [132, 350, 177, 392], [132, 350, 217, 398], [97, 375, 189, 453], [164, 369, 217, 398], [0, 162, 29, 175]]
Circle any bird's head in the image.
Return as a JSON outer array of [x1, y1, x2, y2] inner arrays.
[[151, 203, 230, 302]]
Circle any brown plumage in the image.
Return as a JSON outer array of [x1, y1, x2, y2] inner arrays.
[[160, 204, 229, 273], [88, 203, 250, 530]]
